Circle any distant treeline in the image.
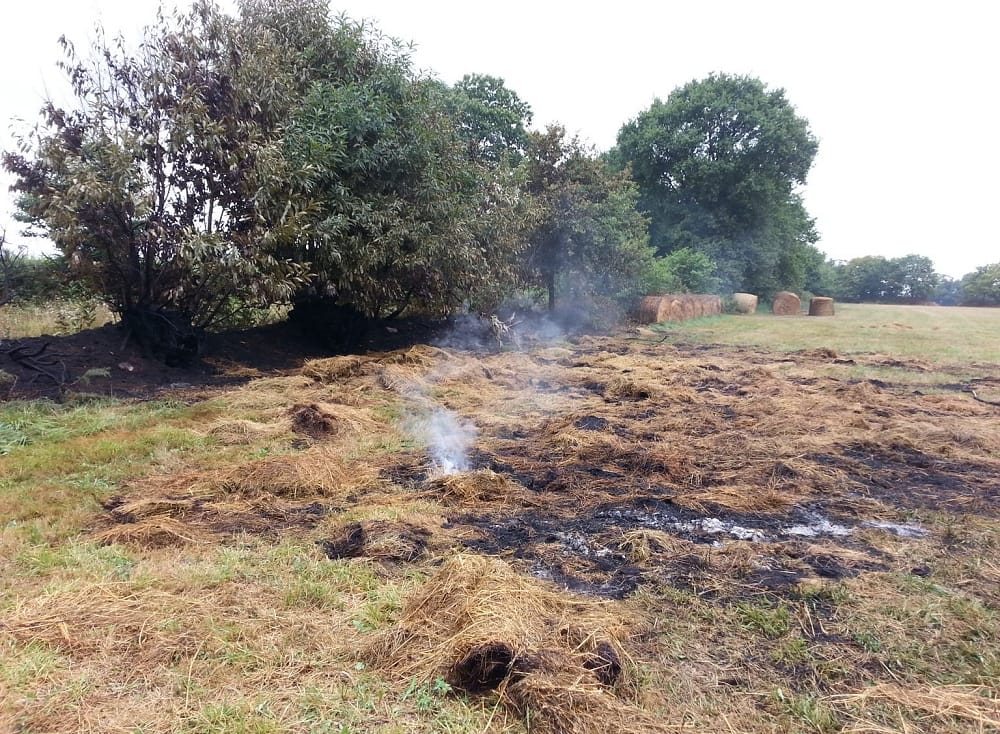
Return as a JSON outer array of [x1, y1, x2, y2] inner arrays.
[[808, 255, 1000, 306]]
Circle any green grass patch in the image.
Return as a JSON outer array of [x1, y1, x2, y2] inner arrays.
[[655, 303, 1000, 365]]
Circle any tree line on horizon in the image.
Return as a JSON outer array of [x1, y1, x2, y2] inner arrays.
[[806, 254, 999, 307], [2, 0, 998, 355]]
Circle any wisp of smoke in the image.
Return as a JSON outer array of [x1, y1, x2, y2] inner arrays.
[[421, 407, 478, 475]]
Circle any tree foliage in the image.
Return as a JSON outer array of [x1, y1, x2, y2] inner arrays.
[[612, 73, 819, 295], [959, 263, 1000, 306], [3, 1, 309, 329], [644, 247, 718, 294], [831, 254, 940, 303], [522, 126, 652, 312], [271, 74, 529, 317], [4, 0, 536, 334], [447, 74, 533, 164]]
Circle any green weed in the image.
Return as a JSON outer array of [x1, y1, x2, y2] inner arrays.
[[736, 602, 791, 638]]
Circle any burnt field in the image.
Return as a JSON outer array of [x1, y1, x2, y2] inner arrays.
[[3, 319, 1000, 733]]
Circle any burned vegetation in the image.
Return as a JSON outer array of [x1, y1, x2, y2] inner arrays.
[[75, 335, 1000, 731]]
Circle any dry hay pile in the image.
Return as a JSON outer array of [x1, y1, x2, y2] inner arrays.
[[302, 355, 369, 382], [366, 555, 668, 734], [206, 419, 283, 446], [93, 513, 211, 548], [771, 291, 801, 315], [808, 296, 835, 316], [732, 292, 758, 314], [2, 583, 206, 667], [424, 469, 528, 506], [302, 346, 450, 385], [94, 442, 382, 547], [288, 402, 339, 439], [218, 446, 368, 498], [320, 519, 432, 562], [831, 684, 1000, 732]]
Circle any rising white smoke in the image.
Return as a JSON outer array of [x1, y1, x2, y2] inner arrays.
[[423, 407, 478, 475]]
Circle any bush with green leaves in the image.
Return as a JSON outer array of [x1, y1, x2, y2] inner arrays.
[[960, 263, 1000, 306], [643, 247, 719, 294], [522, 125, 653, 312]]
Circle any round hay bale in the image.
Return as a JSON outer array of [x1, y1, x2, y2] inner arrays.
[[808, 296, 836, 317], [772, 291, 801, 316], [666, 298, 684, 322], [637, 296, 669, 324], [681, 297, 696, 321], [733, 292, 758, 314]]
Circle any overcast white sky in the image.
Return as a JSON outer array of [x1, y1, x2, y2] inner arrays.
[[2, 0, 997, 277]]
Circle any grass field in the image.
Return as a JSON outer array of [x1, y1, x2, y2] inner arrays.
[[660, 303, 1000, 364], [1, 303, 999, 733], [0, 301, 115, 341]]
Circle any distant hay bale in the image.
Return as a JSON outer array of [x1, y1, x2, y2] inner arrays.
[[696, 294, 721, 316], [732, 293, 758, 314], [772, 291, 801, 315], [809, 297, 836, 316], [637, 296, 669, 324], [638, 294, 719, 323]]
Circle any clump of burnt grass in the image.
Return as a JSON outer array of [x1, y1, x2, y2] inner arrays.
[[363, 554, 670, 734]]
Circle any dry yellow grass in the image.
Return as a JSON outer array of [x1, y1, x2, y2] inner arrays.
[[365, 555, 667, 734], [4, 326, 1000, 733]]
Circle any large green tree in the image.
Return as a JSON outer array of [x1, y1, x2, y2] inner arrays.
[[960, 263, 1000, 306], [3, 0, 309, 333], [611, 73, 819, 295], [5, 0, 533, 351], [523, 126, 653, 312], [215, 1, 534, 321], [447, 74, 533, 164], [269, 73, 529, 319]]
